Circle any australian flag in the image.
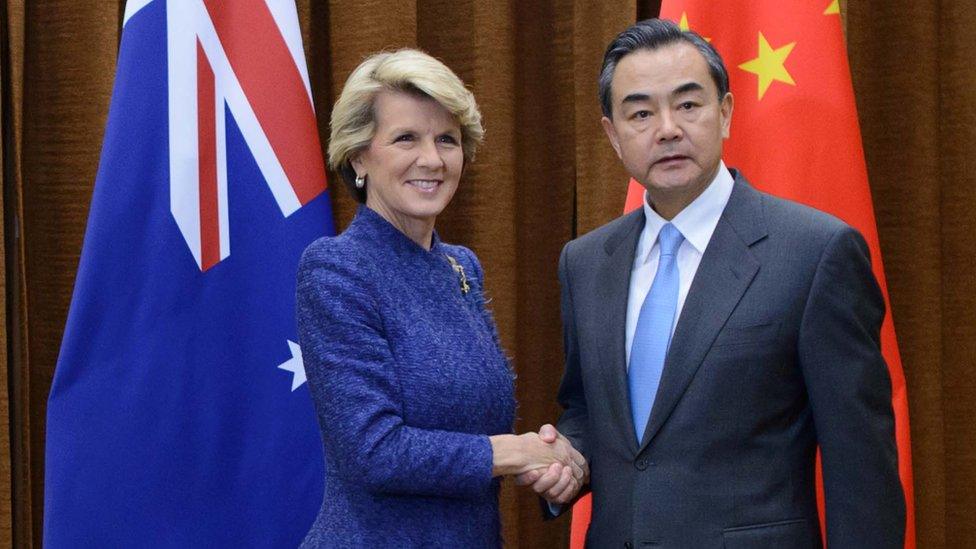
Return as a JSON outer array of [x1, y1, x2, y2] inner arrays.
[[43, 0, 332, 546]]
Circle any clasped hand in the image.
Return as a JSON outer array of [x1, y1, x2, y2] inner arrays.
[[490, 424, 587, 505], [516, 424, 587, 504]]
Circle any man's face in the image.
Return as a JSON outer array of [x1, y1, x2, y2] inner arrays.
[[602, 43, 733, 217]]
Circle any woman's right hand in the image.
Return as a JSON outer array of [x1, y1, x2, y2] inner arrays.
[[489, 429, 587, 480], [512, 424, 589, 504]]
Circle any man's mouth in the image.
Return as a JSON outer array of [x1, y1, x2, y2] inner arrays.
[[654, 154, 689, 166]]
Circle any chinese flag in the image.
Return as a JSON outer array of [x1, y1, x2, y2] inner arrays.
[[570, 2, 915, 548]]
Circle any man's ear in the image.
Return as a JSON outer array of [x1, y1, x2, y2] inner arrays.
[[601, 116, 623, 159], [720, 92, 734, 139]]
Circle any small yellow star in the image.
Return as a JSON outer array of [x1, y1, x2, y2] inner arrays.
[[738, 32, 796, 100], [677, 12, 711, 42], [824, 0, 840, 15]]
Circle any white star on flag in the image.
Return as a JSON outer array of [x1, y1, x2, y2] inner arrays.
[[277, 340, 306, 391]]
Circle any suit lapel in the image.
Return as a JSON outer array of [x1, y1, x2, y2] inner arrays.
[[638, 176, 768, 451], [595, 209, 645, 455]]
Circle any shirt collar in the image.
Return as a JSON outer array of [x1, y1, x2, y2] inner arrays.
[[636, 161, 735, 264]]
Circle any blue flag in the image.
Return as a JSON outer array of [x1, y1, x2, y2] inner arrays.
[[43, 1, 331, 545]]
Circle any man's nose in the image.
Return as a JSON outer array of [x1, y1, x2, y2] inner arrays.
[[656, 111, 682, 142]]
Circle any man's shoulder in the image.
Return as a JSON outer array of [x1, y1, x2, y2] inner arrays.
[[761, 190, 850, 241], [564, 208, 643, 259], [732, 173, 850, 243]]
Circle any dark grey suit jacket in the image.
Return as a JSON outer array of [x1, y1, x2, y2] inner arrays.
[[555, 172, 904, 548]]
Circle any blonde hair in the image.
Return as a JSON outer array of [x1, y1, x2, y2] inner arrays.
[[328, 49, 484, 202]]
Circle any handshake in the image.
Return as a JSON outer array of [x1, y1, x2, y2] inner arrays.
[[490, 424, 588, 505]]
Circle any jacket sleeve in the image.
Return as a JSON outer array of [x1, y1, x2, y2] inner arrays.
[[548, 241, 593, 518], [296, 244, 495, 499], [797, 226, 905, 547]]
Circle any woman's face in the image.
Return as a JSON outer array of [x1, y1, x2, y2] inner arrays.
[[353, 90, 464, 232]]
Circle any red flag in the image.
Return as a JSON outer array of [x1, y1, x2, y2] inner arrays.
[[571, 3, 914, 547]]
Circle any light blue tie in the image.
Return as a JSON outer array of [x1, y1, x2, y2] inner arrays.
[[629, 223, 684, 443]]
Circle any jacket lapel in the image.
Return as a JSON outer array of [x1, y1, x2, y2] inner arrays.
[[638, 175, 768, 451], [595, 209, 645, 455]]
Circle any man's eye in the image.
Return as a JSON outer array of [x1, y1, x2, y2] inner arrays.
[[632, 110, 651, 120], [678, 102, 698, 110]]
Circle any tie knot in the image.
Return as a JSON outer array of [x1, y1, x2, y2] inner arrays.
[[658, 223, 684, 257]]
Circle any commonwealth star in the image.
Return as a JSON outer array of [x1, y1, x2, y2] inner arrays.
[[277, 340, 307, 391]]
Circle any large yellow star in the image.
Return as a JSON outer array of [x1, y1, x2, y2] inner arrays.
[[824, 0, 840, 15], [678, 12, 711, 41], [738, 32, 796, 100]]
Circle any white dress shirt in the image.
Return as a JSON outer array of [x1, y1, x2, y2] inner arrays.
[[624, 162, 735, 368]]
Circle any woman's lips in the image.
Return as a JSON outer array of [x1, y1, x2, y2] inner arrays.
[[406, 179, 442, 192]]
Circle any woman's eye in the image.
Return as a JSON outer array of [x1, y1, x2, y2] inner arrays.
[[438, 135, 459, 145], [393, 134, 414, 143]]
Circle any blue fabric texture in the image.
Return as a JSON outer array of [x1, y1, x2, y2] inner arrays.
[[296, 205, 516, 548], [628, 223, 684, 443]]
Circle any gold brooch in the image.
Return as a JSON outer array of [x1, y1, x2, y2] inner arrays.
[[444, 255, 470, 294]]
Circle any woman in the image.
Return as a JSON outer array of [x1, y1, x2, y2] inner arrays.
[[297, 49, 584, 547]]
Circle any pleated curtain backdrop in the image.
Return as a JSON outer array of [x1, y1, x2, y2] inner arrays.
[[846, 1, 976, 545], [1, 1, 974, 547]]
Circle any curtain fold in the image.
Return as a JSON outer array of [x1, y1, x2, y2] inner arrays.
[[4, 1, 30, 545], [0, 2, 18, 545], [13, 2, 120, 544], [2, 1, 973, 546], [847, 0, 976, 545], [934, 3, 976, 546]]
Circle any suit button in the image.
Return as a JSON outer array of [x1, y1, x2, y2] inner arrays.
[[624, 542, 634, 549], [636, 458, 649, 471]]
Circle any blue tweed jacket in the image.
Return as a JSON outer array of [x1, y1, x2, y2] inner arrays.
[[296, 206, 515, 548]]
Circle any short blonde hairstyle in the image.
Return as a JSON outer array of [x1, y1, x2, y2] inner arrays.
[[328, 49, 484, 202]]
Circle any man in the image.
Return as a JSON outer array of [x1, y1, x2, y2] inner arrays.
[[520, 18, 905, 547]]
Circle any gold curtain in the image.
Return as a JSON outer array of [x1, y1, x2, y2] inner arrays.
[[2, 0, 974, 547], [846, 0, 976, 546]]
